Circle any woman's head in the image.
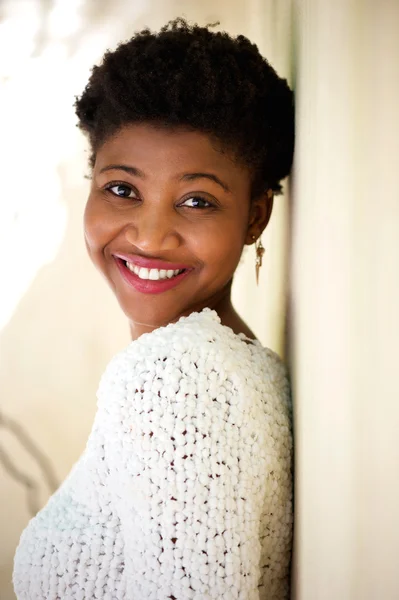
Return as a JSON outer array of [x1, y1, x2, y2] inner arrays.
[[75, 19, 294, 335]]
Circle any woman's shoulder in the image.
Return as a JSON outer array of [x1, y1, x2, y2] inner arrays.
[[100, 309, 289, 400]]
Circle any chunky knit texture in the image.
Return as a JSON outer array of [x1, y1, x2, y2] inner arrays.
[[13, 308, 292, 600]]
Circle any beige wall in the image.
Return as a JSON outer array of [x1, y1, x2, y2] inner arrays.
[[291, 1, 399, 598], [0, 1, 291, 598]]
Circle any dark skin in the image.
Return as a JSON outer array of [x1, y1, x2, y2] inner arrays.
[[84, 123, 273, 341]]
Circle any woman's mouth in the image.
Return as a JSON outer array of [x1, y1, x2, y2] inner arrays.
[[114, 257, 190, 294]]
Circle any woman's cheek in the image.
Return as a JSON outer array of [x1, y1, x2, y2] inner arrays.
[[84, 196, 112, 247], [191, 221, 242, 274]]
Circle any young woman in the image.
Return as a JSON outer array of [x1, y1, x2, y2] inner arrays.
[[14, 18, 294, 600]]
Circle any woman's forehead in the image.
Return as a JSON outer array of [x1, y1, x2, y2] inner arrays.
[[95, 123, 251, 187]]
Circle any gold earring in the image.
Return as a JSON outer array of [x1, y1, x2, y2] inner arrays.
[[252, 235, 265, 285]]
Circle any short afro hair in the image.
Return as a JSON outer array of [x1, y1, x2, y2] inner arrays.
[[75, 17, 294, 197]]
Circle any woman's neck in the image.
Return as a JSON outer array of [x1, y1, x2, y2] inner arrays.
[[215, 296, 257, 340], [128, 287, 256, 342]]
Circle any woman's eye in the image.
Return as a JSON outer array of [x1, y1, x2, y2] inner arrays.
[[106, 184, 136, 198], [181, 196, 212, 209]]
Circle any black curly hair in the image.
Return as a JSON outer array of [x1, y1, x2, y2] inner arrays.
[[75, 18, 294, 197]]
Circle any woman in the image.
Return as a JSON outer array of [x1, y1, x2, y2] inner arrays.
[[13, 18, 294, 600]]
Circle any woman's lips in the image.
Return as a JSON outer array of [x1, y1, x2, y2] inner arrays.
[[114, 257, 191, 295]]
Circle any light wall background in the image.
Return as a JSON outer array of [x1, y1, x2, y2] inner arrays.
[[291, 1, 399, 599], [1, 1, 399, 600]]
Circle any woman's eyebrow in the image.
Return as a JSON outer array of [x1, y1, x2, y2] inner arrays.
[[180, 172, 231, 193], [99, 164, 146, 178]]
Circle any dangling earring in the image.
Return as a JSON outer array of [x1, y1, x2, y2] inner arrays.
[[252, 235, 265, 285]]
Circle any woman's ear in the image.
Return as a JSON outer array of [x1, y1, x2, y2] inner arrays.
[[245, 189, 274, 244]]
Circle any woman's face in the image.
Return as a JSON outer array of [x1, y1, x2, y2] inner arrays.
[[84, 123, 268, 335]]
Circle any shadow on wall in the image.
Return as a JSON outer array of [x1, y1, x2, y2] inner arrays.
[[0, 410, 59, 517]]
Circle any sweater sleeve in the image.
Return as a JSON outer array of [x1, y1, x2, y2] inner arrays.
[[98, 332, 292, 600]]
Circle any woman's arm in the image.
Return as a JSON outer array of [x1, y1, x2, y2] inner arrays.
[[99, 337, 292, 600]]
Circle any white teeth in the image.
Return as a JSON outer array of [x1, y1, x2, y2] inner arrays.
[[125, 262, 183, 280], [148, 269, 159, 280]]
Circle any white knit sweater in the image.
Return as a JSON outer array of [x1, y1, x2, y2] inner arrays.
[[13, 308, 292, 600]]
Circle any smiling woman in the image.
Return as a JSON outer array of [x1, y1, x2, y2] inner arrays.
[[13, 17, 295, 600]]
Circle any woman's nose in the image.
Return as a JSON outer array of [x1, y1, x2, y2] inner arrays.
[[124, 211, 181, 253]]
